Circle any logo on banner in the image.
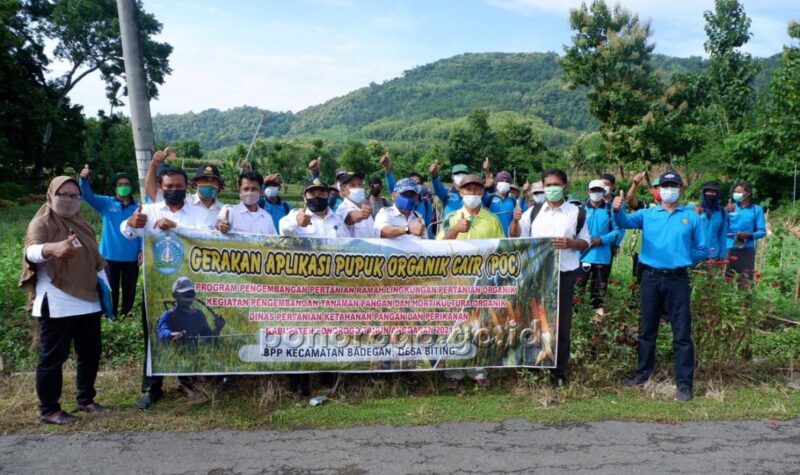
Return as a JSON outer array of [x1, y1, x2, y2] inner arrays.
[[153, 234, 183, 274]]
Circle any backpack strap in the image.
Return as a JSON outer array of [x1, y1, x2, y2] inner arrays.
[[577, 206, 586, 236], [282, 200, 289, 214]]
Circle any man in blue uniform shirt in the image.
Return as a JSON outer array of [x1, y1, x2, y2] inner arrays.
[[482, 170, 526, 237], [259, 173, 292, 232], [79, 164, 142, 316], [430, 161, 469, 218], [613, 171, 707, 402], [577, 179, 623, 314], [380, 154, 434, 236]]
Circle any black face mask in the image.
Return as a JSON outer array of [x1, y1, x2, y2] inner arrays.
[[370, 187, 382, 197], [174, 291, 195, 308], [307, 197, 329, 213], [163, 189, 187, 206]]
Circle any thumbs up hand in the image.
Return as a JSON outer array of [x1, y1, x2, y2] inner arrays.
[[613, 190, 624, 212], [482, 157, 491, 173], [152, 146, 174, 164], [127, 203, 148, 228], [379, 153, 390, 172], [308, 156, 322, 173], [80, 164, 90, 180], [726, 198, 735, 213], [359, 202, 372, 221], [218, 208, 231, 233], [429, 159, 439, 177], [513, 203, 523, 222], [297, 208, 312, 227], [46, 234, 80, 260], [410, 217, 425, 237]]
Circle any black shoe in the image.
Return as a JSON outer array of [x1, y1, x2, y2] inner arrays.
[[674, 388, 693, 402], [41, 410, 79, 425], [77, 403, 110, 414], [137, 391, 162, 410], [623, 373, 649, 388], [219, 376, 234, 391]]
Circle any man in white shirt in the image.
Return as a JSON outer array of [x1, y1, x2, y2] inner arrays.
[[120, 166, 205, 409], [143, 147, 222, 229], [509, 168, 590, 388], [335, 171, 377, 238], [279, 178, 350, 238], [373, 178, 427, 240], [217, 171, 276, 235], [186, 164, 224, 229]]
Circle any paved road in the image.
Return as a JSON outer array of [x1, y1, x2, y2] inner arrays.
[[1, 419, 799, 474]]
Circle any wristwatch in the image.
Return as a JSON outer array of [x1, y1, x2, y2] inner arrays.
[[404, 225, 410, 234]]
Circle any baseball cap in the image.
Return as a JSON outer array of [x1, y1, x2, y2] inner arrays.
[[530, 181, 544, 193], [659, 171, 683, 186], [263, 173, 282, 186], [588, 179, 607, 191], [336, 171, 365, 185], [172, 277, 195, 294], [304, 177, 328, 193], [451, 164, 469, 175], [496, 171, 512, 182], [394, 178, 421, 195], [459, 174, 484, 188], [191, 164, 222, 183]]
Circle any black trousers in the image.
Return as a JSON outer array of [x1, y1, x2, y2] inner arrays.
[[105, 260, 139, 316], [36, 298, 102, 415], [575, 263, 611, 309], [636, 269, 695, 390], [727, 247, 757, 278], [552, 270, 577, 380]]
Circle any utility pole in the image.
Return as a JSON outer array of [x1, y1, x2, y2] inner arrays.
[[117, 0, 155, 195]]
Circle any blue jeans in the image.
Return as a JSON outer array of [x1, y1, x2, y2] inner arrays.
[[636, 269, 695, 390]]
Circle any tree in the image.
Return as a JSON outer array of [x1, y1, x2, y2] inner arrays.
[[702, 0, 759, 135], [560, 1, 662, 172], [767, 21, 800, 173], [23, 0, 172, 174], [445, 108, 501, 172], [82, 112, 136, 192], [339, 141, 378, 178]]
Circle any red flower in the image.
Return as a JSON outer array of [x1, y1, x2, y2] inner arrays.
[[572, 297, 582, 305], [772, 281, 781, 288], [724, 277, 734, 283], [628, 283, 638, 290], [743, 283, 751, 289], [611, 279, 621, 286], [729, 256, 739, 262]]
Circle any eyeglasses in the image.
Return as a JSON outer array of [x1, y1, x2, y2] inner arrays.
[[55, 192, 81, 200]]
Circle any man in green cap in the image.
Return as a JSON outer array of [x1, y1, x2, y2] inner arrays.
[[430, 161, 471, 217], [79, 164, 142, 316]]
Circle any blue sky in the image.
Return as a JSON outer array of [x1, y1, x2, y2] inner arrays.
[[60, 0, 800, 117]]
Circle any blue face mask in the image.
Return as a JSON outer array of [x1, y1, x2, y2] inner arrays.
[[660, 187, 680, 204], [395, 194, 418, 212], [198, 184, 219, 200]]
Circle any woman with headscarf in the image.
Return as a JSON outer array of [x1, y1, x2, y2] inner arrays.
[[20, 176, 109, 424], [694, 181, 728, 261]]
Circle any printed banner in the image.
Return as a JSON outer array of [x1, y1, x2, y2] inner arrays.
[[143, 230, 560, 375]]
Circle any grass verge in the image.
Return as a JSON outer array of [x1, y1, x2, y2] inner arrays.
[[1, 364, 798, 434]]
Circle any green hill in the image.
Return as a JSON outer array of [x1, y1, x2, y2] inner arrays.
[[152, 52, 780, 152]]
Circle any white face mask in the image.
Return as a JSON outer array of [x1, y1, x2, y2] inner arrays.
[[589, 192, 605, 203], [452, 174, 465, 186], [348, 188, 366, 204], [462, 195, 482, 209], [603, 186, 611, 196], [240, 191, 260, 206], [533, 193, 545, 205], [496, 182, 511, 195], [264, 186, 280, 198], [660, 187, 680, 204]]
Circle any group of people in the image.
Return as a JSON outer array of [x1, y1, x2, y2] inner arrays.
[[20, 147, 767, 424]]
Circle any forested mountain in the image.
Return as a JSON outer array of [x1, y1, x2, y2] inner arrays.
[[152, 52, 779, 151]]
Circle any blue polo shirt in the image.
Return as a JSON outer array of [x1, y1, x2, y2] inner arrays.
[[79, 178, 142, 262], [701, 209, 728, 259], [581, 203, 623, 265], [431, 176, 464, 218], [614, 204, 707, 269], [481, 192, 527, 237], [156, 308, 214, 341], [386, 171, 434, 237], [605, 200, 625, 247], [258, 195, 292, 232], [726, 203, 766, 250]]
